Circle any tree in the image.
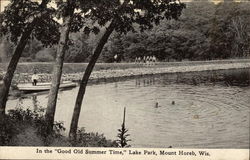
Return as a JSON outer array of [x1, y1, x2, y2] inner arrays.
[[69, 0, 185, 140], [65, 33, 92, 62], [0, 36, 15, 62], [35, 47, 55, 62], [45, 0, 76, 134], [123, 33, 149, 60], [96, 2, 217, 62], [0, 0, 59, 119], [208, 2, 250, 59], [22, 39, 44, 61], [101, 33, 126, 62], [45, 0, 100, 133], [230, 16, 249, 57]]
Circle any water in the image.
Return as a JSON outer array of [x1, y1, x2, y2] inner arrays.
[[7, 68, 250, 148]]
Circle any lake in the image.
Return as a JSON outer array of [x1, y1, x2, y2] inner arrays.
[[6, 68, 250, 148]]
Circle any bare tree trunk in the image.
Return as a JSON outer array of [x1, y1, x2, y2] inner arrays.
[[45, 12, 74, 134], [69, 20, 116, 140], [0, 25, 33, 119]]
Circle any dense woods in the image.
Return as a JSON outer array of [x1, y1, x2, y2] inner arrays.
[[1, 2, 249, 63], [101, 2, 250, 62]]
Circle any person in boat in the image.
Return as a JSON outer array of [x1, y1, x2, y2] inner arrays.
[[31, 71, 39, 86]]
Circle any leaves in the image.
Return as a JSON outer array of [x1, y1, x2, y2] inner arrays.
[[72, 0, 185, 35], [70, 13, 86, 33], [1, 0, 59, 46], [1, 0, 186, 63], [1, 0, 185, 47], [33, 16, 60, 47]]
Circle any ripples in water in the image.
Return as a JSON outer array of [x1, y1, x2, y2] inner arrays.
[[6, 68, 250, 148]]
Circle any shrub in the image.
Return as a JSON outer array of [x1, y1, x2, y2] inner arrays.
[[0, 108, 119, 147], [116, 107, 131, 148], [35, 48, 55, 62], [72, 127, 118, 147], [0, 108, 64, 146]]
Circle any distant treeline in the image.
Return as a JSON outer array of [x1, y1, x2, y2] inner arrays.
[[0, 2, 249, 63]]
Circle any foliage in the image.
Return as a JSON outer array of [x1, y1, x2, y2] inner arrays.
[[0, 37, 15, 62], [208, 2, 250, 59], [0, 0, 60, 46], [0, 107, 65, 146], [0, 108, 118, 147], [2, 2, 249, 62], [69, 0, 185, 140], [35, 48, 56, 62], [22, 39, 44, 59], [117, 123, 131, 148], [54, 0, 186, 39], [102, 2, 250, 62], [0, 0, 59, 63], [101, 33, 126, 62], [71, 127, 118, 147], [116, 107, 130, 148], [65, 33, 92, 62]]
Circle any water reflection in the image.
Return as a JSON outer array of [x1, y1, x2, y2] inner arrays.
[[135, 77, 155, 87], [169, 69, 250, 87], [6, 68, 250, 148], [132, 69, 250, 88], [31, 95, 38, 111]]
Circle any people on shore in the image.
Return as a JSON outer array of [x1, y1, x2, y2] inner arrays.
[[152, 55, 156, 64], [135, 55, 157, 66], [114, 54, 118, 63], [138, 57, 141, 63], [143, 56, 146, 64], [146, 56, 150, 65]]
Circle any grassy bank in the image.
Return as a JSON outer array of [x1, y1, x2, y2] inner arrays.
[[0, 59, 250, 74], [0, 108, 118, 147], [0, 59, 249, 84]]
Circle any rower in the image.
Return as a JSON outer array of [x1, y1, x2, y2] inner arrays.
[[31, 71, 39, 86]]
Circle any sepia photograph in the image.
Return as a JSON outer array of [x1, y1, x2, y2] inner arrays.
[[0, 0, 249, 159]]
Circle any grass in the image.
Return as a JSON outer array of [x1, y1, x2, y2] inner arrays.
[[0, 108, 118, 147], [0, 59, 249, 74]]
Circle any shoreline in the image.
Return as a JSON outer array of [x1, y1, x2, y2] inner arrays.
[[88, 62, 250, 80], [0, 58, 250, 73], [0, 59, 250, 84]]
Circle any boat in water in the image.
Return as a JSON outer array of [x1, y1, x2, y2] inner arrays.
[[17, 81, 77, 93]]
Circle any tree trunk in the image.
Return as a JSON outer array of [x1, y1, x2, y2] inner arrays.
[[0, 25, 34, 119], [0, 0, 49, 121], [45, 13, 74, 134], [69, 20, 116, 140]]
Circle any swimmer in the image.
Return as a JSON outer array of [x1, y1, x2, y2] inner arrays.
[[193, 115, 200, 119], [155, 102, 161, 108]]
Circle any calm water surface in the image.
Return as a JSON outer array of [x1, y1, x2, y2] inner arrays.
[[7, 69, 250, 148]]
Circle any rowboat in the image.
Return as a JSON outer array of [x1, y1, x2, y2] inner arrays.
[[17, 81, 77, 93]]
